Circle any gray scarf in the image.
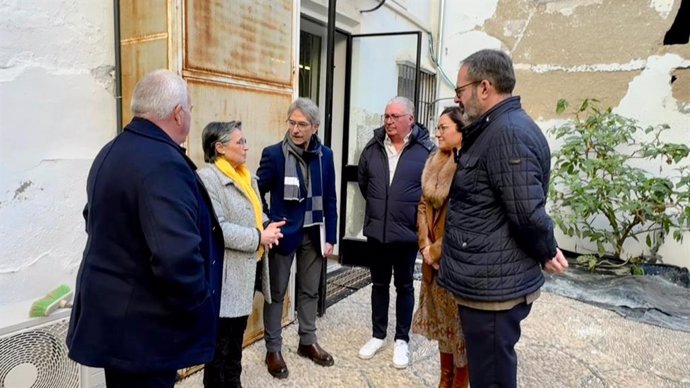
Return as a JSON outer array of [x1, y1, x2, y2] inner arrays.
[[282, 133, 324, 227]]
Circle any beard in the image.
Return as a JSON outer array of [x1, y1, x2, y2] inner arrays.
[[460, 91, 481, 124]]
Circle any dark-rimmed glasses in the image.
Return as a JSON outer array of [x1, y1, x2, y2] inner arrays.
[[454, 81, 480, 98]]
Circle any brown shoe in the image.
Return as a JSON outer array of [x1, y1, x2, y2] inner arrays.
[[265, 351, 289, 379], [297, 343, 335, 367]]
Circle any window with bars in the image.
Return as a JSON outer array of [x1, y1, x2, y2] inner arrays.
[[397, 61, 437, 130]]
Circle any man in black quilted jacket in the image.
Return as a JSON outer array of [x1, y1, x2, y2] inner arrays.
[[357, 96, 436, 369], [437, 49, 568, 388]]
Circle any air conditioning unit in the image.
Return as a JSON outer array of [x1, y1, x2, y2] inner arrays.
[[0, 308, 105, 388]]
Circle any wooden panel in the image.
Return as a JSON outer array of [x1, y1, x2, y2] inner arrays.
[[184, 0, 293, 85], [119, 1, 167, 40], [119, 0, 168, 126], [243, 290, 293, 346], [120, 0, 297, 348], [119, 39, 168, 125], [187, 79, 292, 169], [187, 79, 294, 344]]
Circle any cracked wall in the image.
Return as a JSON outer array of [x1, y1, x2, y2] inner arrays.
[[441, 0, 690, 268], [0, 0, 116, 308]]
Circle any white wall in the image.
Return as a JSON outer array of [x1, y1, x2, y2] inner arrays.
[[440, 0, 690, 268], [0, 0, 116, 316]]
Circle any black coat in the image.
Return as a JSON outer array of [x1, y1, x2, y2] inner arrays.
[[67, 118, 224, 372], [357, 124, 435, 244], [437, 97, 557, 302]]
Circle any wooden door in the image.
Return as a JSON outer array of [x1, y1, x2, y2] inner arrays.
[[118, 0, 297, 347]]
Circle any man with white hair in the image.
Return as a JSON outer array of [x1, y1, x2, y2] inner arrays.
[[67, 69, 224, 388], [357, 96, 435, 369]]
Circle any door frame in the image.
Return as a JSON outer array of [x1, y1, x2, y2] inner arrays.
[[338, 31, 423, 267]]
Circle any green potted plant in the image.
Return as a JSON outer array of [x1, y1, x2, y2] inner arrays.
[[548, 98, 690, 273]]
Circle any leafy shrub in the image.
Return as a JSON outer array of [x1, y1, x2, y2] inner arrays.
[[549, 99, 690, 271]]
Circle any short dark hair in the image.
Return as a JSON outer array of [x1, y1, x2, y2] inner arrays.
[[201, 121, 242, 163], [461, 49, 516, 94], [440, 106, 464, 132]]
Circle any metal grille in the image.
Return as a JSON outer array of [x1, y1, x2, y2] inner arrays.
[[325, 266, 371, 308], [0, 319, 80, 388], [397, 62, 437, 130]]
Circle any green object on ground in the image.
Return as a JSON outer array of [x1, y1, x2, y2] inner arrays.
[[29, 284, 73, 318]]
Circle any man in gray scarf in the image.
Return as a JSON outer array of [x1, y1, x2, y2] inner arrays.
[[257, 97, 339, 379]]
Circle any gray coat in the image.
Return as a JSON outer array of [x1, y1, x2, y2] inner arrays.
[[198, 164, 271, 318]]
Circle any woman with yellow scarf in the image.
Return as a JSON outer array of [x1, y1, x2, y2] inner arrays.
[[198, 121, 285, 388]]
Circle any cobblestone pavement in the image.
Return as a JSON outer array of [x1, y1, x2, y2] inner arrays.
[[177, 282, 690, 388]]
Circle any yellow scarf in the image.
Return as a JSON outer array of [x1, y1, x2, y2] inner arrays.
[[214, 158, 264, 259]]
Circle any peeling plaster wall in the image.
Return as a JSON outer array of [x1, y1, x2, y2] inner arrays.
[[442, 0, 690, 268], [0, 0, 116, 312]]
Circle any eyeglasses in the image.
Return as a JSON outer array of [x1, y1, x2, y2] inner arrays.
[[383, 113, 411, 121], [217, 138, 247, 148], [287, 119, 312, 129], [454, 81, 480, 98], [435, 124, 455, 135]]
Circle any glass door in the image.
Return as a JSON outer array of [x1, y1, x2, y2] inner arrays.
[[339, 31, 422, 266]]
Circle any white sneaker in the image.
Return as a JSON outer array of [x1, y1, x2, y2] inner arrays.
[[392, 340, 409, 369], [358, 337, 385, 359]]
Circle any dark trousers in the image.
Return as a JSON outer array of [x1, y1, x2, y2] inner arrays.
[[203, 315, 249, 388], [104, 369, 176, 388], [458, 302, 533, 388], [367, 239, 417, 342], [264, 231, 322, 352]]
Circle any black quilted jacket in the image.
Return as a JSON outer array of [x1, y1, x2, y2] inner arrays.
[[357, 124, 436, 244], [437, 97, 558, 301]]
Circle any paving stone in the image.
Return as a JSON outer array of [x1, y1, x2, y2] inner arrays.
[[177, 282, 690, 388]]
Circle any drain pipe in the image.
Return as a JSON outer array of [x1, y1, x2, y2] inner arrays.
[[324, 0, 336, 147], [436, 0, 446, 118], [113, 0, 123, 132]]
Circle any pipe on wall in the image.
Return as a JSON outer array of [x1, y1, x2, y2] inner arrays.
[[113, 0, 123, 132]]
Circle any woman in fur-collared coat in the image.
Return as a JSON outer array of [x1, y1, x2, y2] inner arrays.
[[412, 107, 468, 388]]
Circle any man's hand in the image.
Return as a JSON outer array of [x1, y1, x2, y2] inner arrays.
[[544, 248, 568, 274], [324, 243, 334, 257]]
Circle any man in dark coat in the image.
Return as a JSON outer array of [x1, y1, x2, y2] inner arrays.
[[66, 69, 224, 388], [257, 97, 338, 379], [437, 49, 568, 388], [357, 96, 435, 369]]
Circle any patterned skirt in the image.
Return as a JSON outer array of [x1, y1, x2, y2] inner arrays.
[[412, 271, 467, 367]]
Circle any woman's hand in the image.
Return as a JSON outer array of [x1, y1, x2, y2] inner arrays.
[[421, 246, 432, 265], [421, 245, 440, 270], [261, 220, 286, 248]]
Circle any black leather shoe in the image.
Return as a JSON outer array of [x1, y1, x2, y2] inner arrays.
[[265, 351, 289, 379], [297, 343, 335, 367]]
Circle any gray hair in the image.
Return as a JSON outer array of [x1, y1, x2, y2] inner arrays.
[[287, 98, 320, 126], [386, 96, 415, 116], [131, 69, 190, 120], [201, 121, 242, 163], [461, 49, 516, 94]]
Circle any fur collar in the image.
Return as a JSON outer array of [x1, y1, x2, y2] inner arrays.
[[421, 149, 457, 209]]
